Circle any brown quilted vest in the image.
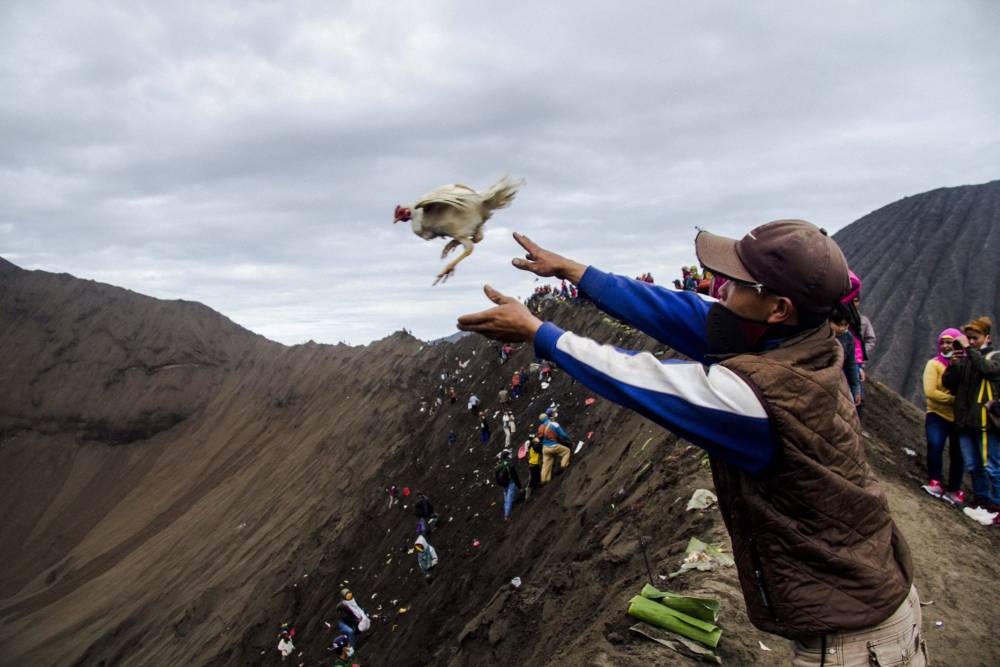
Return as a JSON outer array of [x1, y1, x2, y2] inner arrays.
[[714, 325, 913, 639]]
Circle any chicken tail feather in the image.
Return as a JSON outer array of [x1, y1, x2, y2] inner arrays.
[[480, 175, 525, 212]]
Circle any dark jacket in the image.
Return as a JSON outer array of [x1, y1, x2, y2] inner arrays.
[[715, 325, 913, 639], [835, 330, 861, 401], [495, 460, 522, 488], [338, 602, 358, 628], [941, 345, 1000, 431], [414, 495, 434, 519]]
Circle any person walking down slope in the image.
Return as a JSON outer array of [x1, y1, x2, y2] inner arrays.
[[510, 371, 522, 399], [921, 328, 966, 504], [539, 363, 552, 383], [277, 629, 295, 661], [537, 413, 572, 484], [502, 410, 516, 447], [458, 223, 924, 664], [495, 449, 523, 521], [525, 436, 543, 499], [468, 394, 480, 414], [386, 485, 399, 510], [329, 634, 356, 667], [414, 534, 439, 579], [414, 492, 437, 534], [479, 412, 492, 444], [943, 316, 1000, 522], [337, 588, 371, 646]]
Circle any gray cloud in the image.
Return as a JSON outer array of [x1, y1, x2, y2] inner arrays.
[[2, 0, 998, 343]]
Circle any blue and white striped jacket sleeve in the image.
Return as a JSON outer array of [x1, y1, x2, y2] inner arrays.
[[577, 267, 714, 363], [534, 322, 776, 474]]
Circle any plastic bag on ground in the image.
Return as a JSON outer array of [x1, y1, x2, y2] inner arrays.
[[669, 537, 735, 577], [685, 489, 718, 511]]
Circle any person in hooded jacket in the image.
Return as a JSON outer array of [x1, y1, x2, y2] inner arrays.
[[943, 316, 1000, 519], [921, 328, 965, 504], [414, 534, 438, 579]]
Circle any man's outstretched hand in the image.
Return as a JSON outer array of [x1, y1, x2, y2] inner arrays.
[[457, 285, 543, 343], [511, 232, 587, 284]]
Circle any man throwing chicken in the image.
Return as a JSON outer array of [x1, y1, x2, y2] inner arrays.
[[457, 222, 923, 665]]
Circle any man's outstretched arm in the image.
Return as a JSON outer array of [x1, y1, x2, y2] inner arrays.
[[534, 322, 775, 474], [510, 233, 711, 361], [456, 287, 775, 474], [576, 267, 711, 362]]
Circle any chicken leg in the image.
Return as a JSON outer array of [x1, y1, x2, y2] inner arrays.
[[433, 238, 475, 285], [440, 239, 461, 259]]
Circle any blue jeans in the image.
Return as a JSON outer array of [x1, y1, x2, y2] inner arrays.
[[503, 481, 517, 518], [958, 428, 1000, 505], [338, 622, 355, 646], [925, 412, 964, 491]]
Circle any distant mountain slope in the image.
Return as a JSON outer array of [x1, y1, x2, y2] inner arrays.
[[834, 180, 1000, 404], [0, 257, 276, 444]]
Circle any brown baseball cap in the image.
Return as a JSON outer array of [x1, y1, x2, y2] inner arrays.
[[695, 219, 851, 313]]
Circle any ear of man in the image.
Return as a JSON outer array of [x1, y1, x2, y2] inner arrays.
[[766, 295, 799, 325]]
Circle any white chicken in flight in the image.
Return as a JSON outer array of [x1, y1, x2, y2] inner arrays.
[[394, 175, 524, 284]]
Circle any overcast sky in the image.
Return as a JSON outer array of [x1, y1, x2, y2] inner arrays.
[[2, 1, 998, 344]]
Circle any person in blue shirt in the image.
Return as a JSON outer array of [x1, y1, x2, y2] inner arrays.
[[537, 413, 572, 483]]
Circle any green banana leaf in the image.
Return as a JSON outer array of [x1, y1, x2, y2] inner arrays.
[[639, 584, 720, 624], [627, 595, 722, 648]]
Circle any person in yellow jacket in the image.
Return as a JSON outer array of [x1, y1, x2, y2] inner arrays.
[[921, 328, 965, 503]]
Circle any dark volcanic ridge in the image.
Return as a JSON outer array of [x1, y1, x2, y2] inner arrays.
[[834, 179, 1000, 405], [1, 238, 999, 667]]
